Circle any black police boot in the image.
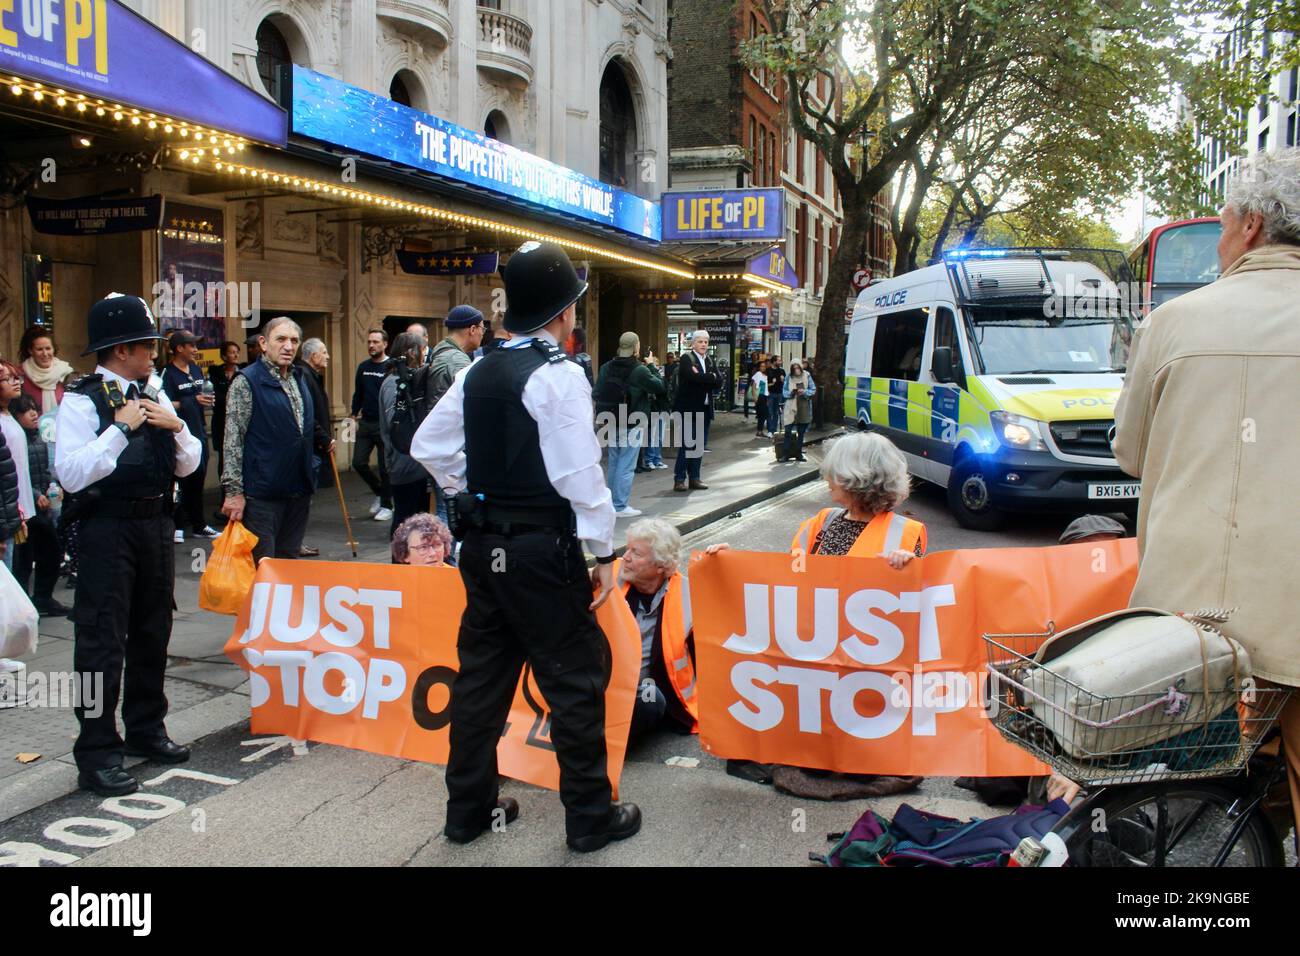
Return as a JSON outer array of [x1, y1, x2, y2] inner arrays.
[[124, 737, 190, 764], [79, 766, 139, 797], [567, 803, 642, 853], [444, 797, 520, 845]]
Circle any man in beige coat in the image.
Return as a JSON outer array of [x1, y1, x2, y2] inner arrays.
[[1114, 148, 1300, 838]]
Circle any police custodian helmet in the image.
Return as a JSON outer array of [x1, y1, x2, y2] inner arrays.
[[81, 293, 165, 356], [501, 241, 588, 334]]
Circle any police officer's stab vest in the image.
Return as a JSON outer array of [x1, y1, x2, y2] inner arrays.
[[239, 360, 315, 499], [791, 507, 927, 558], [463, 339, 570, 516], [73, 375, 176, 499]]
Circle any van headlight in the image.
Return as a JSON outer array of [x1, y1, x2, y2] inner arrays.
[[990, 411, 1048, 451]]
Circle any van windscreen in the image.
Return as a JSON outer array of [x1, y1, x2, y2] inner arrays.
[[963, 306, 1131, 375]]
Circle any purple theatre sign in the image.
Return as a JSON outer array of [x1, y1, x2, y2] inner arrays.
[[746, 247, 799, 289], [0, 0, 286, 145]]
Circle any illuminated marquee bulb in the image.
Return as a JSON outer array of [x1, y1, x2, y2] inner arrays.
[[148, 120, 157, 129], [113, 110, 123, 120], [56, 96, 66, 106], [164, 123, 173, 133], [76, 102, 86, 112], [32, 90, 44, 101], [9, 84, 20, 95]]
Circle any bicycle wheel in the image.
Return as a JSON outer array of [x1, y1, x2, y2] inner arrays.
[[1060, 782, 1283, 867]]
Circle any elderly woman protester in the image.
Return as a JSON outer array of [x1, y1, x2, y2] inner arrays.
[[705, 432, 926, 795], [20, 326, 74, 416], [391, 512, 452, 567], [791, 432, 926, 562], [620, 517, 698, 738]]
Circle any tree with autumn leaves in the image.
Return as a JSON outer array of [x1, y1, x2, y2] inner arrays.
[[743, 0, 1298, 419]]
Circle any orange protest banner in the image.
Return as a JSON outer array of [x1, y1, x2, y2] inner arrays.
[[222, 559, 640, 795], [688, 539, 1139, 777]]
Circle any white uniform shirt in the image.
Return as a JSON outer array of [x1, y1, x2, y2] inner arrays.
[[54, 365, 203, 494], [411, 330, 616, 558]]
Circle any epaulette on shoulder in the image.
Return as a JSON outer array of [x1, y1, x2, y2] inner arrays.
[[69, 373, 103, 392], [531, 338, 568, 364]]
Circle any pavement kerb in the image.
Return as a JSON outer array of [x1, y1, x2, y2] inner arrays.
[[607, 427, 844, 556]]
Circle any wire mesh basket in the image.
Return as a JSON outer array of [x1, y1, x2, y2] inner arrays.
[[984, 626, 1291, 785]]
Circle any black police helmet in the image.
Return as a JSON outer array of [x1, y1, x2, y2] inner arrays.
[[82, 294, 165, 356], [502, 241, 587, 334]]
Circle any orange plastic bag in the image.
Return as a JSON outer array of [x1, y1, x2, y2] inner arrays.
[[199, 520, 260, 615]]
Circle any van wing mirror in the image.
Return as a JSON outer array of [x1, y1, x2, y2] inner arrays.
[[932, 346, 955, 384]]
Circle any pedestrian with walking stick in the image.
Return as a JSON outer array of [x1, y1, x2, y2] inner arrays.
[[220, 317, 317, 564]]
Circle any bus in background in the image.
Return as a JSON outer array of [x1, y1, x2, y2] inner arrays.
[[1128, 217, 1221, 314]]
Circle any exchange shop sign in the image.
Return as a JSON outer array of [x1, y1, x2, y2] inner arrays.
[[290, 66, 660, 241], [740, 306, 768, 328], [0, 0, 286, 144], [662, 189, 785, 242], [224, 560, 640, 795], [689, 539, 1139, 776]]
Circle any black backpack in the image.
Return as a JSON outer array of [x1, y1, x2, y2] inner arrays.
[[389, 363, 431, 456], [592, 359, 635, 419]]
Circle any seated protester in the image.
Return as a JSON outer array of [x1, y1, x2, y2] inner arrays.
[[10, 395, 67, 615], [791, 431, 926, 562], [391, 512, 452, 567], [704, 432, 927, 797], [954, 516, 1124, 807], [620, 517, 698, 738]]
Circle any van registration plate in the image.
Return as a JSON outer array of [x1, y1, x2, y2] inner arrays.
[[1087, 482, 1141, 499]]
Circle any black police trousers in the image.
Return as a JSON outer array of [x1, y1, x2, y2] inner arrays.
[[446, 531, 613, 840], [71, 512, 175, 771]]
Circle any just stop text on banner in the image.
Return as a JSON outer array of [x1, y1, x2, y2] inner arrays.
[[687, 539, 1139, 776]]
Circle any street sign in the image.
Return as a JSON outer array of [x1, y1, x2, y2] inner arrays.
[[779, 326, 804, 342], [851, 268, 872, 291]]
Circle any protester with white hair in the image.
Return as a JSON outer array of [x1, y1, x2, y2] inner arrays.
[[221, 315, 318, 563], [790, 432, 927, 562], [1115, 147, 1300, 832], [620, 517, 698, 737]]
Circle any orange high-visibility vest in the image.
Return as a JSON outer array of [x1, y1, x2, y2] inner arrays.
[[790, 508, 927, 559], [617, 564, 699, 732]]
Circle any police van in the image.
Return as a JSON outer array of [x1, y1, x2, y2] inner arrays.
[[844, 248, 1139, 530]]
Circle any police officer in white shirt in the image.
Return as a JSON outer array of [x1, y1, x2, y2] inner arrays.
[[412, 241, 641, 853], [54, 294, 203, 797]]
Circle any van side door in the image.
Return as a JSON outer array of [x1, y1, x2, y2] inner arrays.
[[921, 306, 969, 472], [868, 307, 930, 461]]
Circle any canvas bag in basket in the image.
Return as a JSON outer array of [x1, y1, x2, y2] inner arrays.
[[1021, 607, 1249, 760]]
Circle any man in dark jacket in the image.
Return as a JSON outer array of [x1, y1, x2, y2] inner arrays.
[[221, 317, 317, 564], [295, 337, 335, 558], [672, 330, 720, 492]]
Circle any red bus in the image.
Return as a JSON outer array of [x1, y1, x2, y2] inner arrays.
[[1127, 217, 1222, 314]]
